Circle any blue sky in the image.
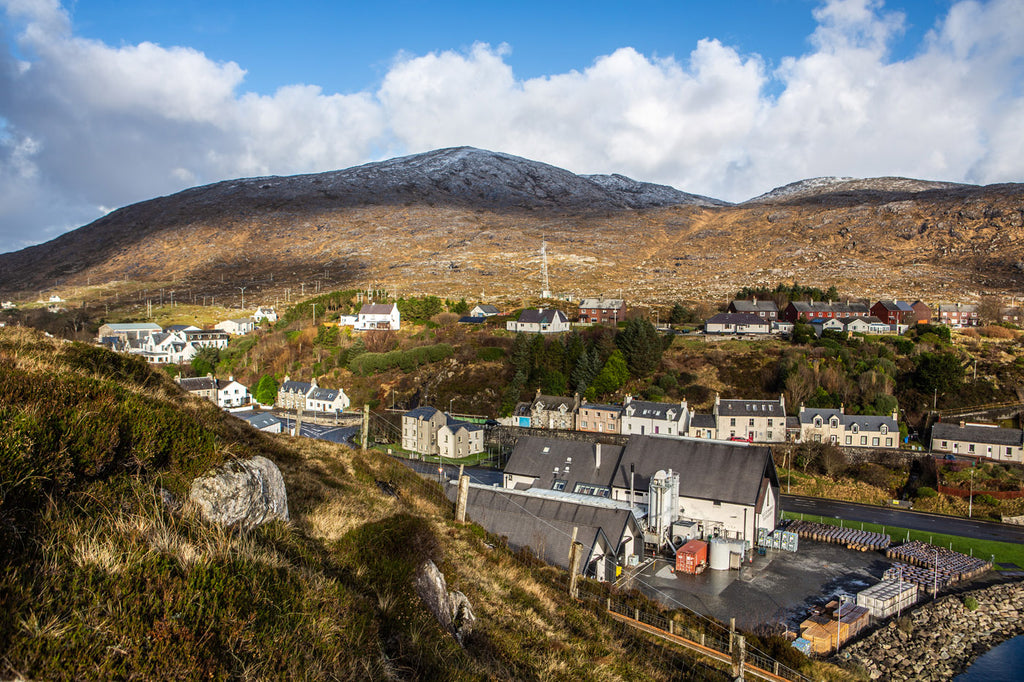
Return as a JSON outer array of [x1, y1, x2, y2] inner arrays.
[[1, 0, 1022, 254]]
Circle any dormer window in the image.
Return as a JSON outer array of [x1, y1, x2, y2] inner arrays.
[[852, 424, 859, 433], [880, 425, 888, 434], [814, 417, 822, 428], [830, 417, 839, 428]]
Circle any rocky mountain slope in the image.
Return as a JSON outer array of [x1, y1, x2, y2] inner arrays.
[[1, 147, 1022, 306]]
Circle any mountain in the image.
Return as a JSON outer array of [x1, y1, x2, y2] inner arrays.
[[0, 147, 1022, 304]]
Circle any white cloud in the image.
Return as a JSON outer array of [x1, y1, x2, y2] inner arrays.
[[0, 0, 1022, 254]]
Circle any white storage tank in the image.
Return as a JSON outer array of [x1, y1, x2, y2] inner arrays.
[[708, 537, 732, 571]]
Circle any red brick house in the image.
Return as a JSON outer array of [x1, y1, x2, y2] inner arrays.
[[578, 298, 626, 324], [910, 300, 931, 324], [869, 300, 915, 325], [784, 300, 870, 323]]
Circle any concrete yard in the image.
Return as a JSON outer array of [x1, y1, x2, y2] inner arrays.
[[628, 540, 893, 631]]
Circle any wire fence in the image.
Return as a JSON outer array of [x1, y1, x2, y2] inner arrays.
[[401, 462, 812, 682]]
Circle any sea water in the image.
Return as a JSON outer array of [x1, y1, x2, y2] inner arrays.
[[953, 635, 1024, 681]]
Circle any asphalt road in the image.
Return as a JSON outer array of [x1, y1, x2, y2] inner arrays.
[[276, 417, 358, 444], [398, 459, 503, 486], [781, 494, 1024, 545]]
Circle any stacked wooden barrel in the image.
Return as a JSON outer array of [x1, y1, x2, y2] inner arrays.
[[884, 540, 991, 584], [786, 520, 891, 551]]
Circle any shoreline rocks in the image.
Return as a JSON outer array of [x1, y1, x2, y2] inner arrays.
[[841, 581, 1024, 680]]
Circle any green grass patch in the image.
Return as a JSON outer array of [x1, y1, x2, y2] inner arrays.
[[782, 511, 1024, 566]]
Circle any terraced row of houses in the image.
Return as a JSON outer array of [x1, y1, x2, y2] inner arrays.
[[506, 389, 900, 449]]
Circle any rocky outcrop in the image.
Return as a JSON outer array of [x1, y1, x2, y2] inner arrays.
[[414, 560, 475, 645], [188, 456, 289, 529], [842, 581, 1024, 680]]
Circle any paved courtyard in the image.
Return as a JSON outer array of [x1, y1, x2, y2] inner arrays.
[[629, 540, 892, 631]]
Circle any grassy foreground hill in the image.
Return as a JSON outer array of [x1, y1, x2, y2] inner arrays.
[[0, 327, 774, 680]]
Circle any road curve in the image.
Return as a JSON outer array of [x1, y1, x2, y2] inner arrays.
[[780, 494, 1024, 545]]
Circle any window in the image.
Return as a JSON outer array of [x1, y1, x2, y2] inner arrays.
[[730, 418, 736, 426], [749, 418, 755, 426], [581, 421, 587, 428], [814, 418, 822, 428], [1008, 447, 1013, 456], [872, 437, 879, 446], [886, 438, 893, 447], [845, 436, 852, 445], [552, 479, 567, 491], [767, 431, 773, 440], [768, 419, 774, 427], [880, 425, 888, 435], [860, 436, 867, 445], [573, 483, 610, 498], [969, 444, 975, 453]]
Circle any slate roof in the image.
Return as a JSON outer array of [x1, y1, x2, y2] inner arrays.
[[505, 436, 624, 494], [717, 399, 785, 417], [690, 413, 717, 429], [844, 413, 898, 431], [473, 304, 500, 315], [874, 300, 914, 313], [517, 309, 567, 325], [931, 422, 1024, 447], [179, 377, 216, 391], [612, 436, 777, 506], [309, 387, 344, 402], [623, 399, 686, 420], [706, 312, 768, 326], [359, 303, 396, 315], [799, 408, 844, 425], [843, 316, 886, 325], [445, 420, 485, 433], [456, 485, 638, 572], [578, 402, 623, 414], [790, 301, 871, 315], [281, 380, 313, 394], [578, 298, 625, 309], [404, 406, 443, 420], [729, 300, 779, 313], [239, 412, 282, 430], [533, 394, 577, 412]]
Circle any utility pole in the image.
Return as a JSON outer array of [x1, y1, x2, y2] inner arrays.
[[239, 286, 247, 310], [312, 303, 317, 326], [455, 474, 470, 523], [361, 404, 369, 452], [568, 527, 582, 599]]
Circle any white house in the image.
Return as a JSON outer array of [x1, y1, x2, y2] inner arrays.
[[355, 303, 401, 331], [219, 318, 256, 335], [253, 306, 278, 323], [619, 395, 690, 437], [216, 378, 251, 409], [799, 405, 899, 449], [133, 331, 199, 365], [506, 309, 570, 334], [705, 313, 771, 335], [97, 323, 163, 342], [930, 422, 1024, 463], [184, 329, 230, 350], [437, 421, 486, 458]]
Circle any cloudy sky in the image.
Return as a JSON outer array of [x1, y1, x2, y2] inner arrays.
[[1, 0, 1022, 255]]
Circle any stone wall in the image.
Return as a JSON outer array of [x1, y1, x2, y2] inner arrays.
[[841, 580, 1024, 680]]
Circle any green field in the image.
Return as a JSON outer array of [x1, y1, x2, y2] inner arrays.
[[782, 511, 1024, 567]]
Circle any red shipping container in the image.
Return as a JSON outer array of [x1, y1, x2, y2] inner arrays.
[[675, 540, 708, 575]]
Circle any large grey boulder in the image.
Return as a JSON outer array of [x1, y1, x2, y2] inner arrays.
[[188, 455, 289, 528], [414, 559, 475, 645]]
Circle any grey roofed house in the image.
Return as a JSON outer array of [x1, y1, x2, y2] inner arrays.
[[728, 299, 779, 314], [309, 386, 344, 402], [706, 312, 768, 326], [623, 398, 683, 419], [455, 484, 640, 575], [931, 422, 1024, 447], [517, 309, 567, 325], [716, 399, 785, 418], [472, 304, 500, 315], [789, 300, 871, 317], [505, 436, 624, 494], [844, 413, 898, 432], [689, 413, 716, 430], [405, 405, 442, 421], [178, 376, 216, 392], [359, 303, 396, 315], [611, 436, 778, 507], [238, 412, 282, 431]]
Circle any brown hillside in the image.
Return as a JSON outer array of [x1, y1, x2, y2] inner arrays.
[[2, 148, 1022, 305]]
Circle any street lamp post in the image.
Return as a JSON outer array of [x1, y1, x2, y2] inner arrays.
[[968, 465, 975, 518], [449, 397, 455, 415], [933, 548, 939, 598]]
